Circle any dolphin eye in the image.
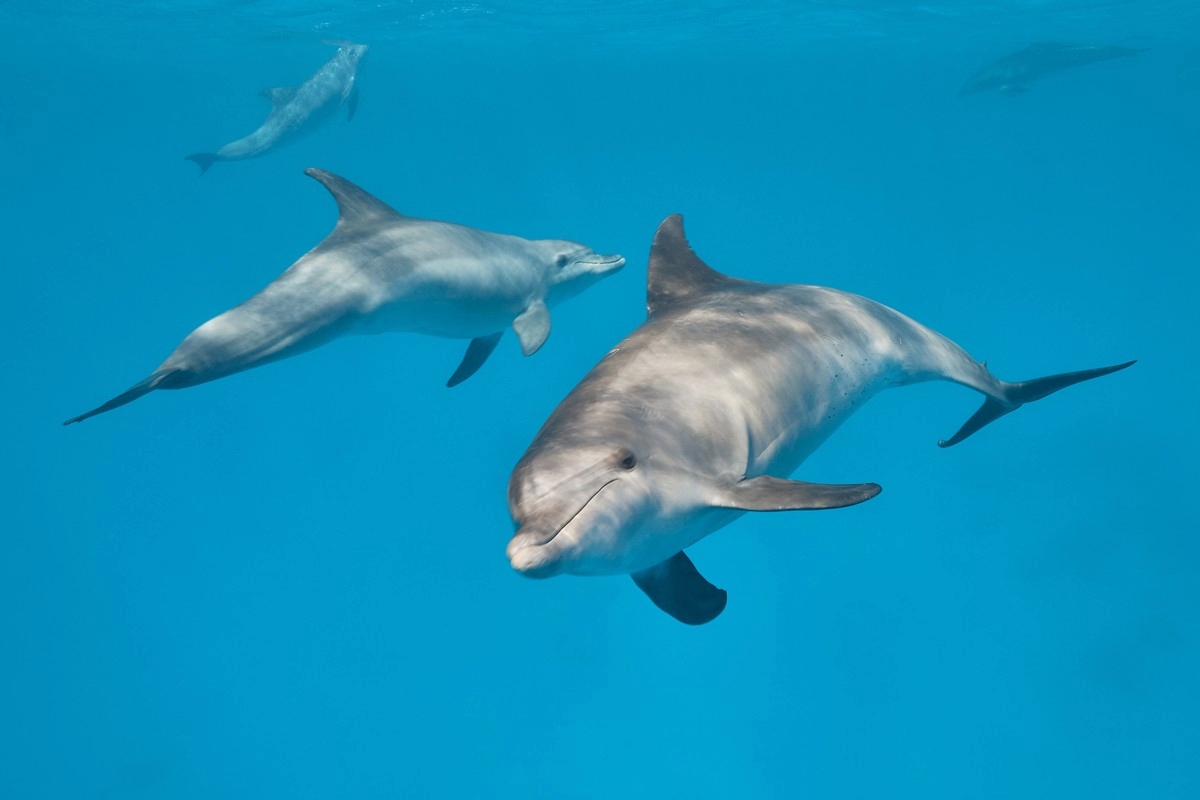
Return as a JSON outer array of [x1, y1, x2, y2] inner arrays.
[[555, 255, 569, 268], [617, 449, 637, 470]]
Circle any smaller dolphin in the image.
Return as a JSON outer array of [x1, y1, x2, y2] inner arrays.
[[64, 169, 624, 425], [506, 215, 1132, 625], [959, 42, 1143, 96], [187, 44, 367, 174]]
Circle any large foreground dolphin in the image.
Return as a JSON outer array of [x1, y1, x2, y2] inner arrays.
[[187, 44, 367, 174], [506, 216, 1132, 625], [64, 169, 624, 425], [959, 42, 1143, 96]]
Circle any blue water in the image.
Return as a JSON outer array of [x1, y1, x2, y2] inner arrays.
[[3, 2, 1198, 797]]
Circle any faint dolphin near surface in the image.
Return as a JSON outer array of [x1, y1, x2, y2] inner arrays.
[[1178, 49, 1200, 94], [64, 169, 625, 424], [505, 215, 1133, 625], [959, 42, 1144, 96], [186, 44, 367, 174]]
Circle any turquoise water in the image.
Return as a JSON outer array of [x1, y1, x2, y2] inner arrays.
[[3, 2, 1198, 797]]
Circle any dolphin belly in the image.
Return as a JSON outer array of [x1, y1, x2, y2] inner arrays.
[[352, 287, 525, 339]]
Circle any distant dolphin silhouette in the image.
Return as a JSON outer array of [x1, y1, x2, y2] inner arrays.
[[186, 44, 367, 174], [1178, 49, 1200, 94], [64, 169, 625, 425], [505, 215, 1133, 625], [959, 42, 1144, 96]]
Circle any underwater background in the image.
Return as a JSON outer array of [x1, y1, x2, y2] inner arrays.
[[2, 1, 1198, 797]]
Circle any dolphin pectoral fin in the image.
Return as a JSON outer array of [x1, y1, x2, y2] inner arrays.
[[446, 332, 503, 387], [346, 88, 360, 121], [259, 86, 296, 110], [512, 300, 550, 356], [938, 359, 1135, 448], [717, 476, 882, 511], [632, 552, 728, 625]]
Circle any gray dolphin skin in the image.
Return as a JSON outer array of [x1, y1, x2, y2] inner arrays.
[[64, 169, 624, 424], [186, 44, 367, 174], [959, 42, 1143, 96], [506, 215, 1133, 625]]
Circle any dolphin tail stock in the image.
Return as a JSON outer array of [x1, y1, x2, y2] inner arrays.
[[937, 360, 1135, 448], [185, 153, 218, 176], [63, 369, 179, 426]]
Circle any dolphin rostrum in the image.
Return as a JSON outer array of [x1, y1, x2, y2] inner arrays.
[[65, 169, 625, 425], [506, 215, 1133, 625], [959, 42, 1144, 96], [187, 43, 368, 174]]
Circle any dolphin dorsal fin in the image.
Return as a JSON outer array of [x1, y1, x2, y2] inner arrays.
[[304, 168, 403, 228], [646, 214, 737, 317], [260, 86, 296, 110]]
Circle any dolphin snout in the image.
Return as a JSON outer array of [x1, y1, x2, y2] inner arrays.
[[506, 530, 562, 579], [583, 253, 626, 273], [506, 477, 613, 578]]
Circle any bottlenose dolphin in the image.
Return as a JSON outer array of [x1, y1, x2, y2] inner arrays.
[[959, 42, 1143, 96], [506, 215, 1132, 625], [186, 44, 367, 174], [64, 169, 624, 425]]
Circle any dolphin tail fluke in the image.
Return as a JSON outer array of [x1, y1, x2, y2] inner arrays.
[[63, 370, 177, 426], [938, 360, 1135, 448], [185, 153, 218, 175]]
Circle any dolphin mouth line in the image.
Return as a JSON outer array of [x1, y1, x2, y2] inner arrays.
[[581, 254, 625, 267], [524, 478, 617, 548]]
